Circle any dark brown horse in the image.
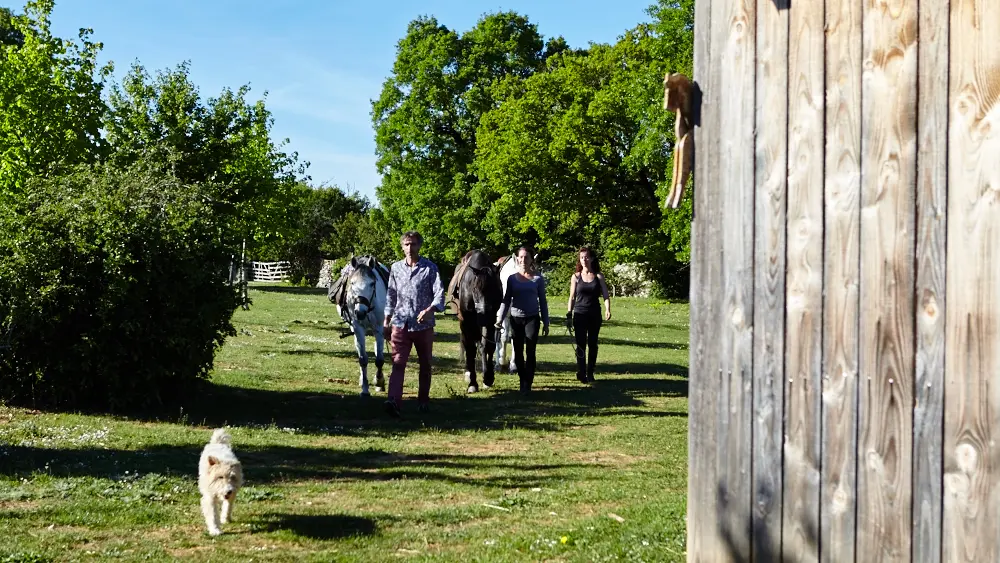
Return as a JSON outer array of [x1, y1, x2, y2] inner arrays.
[[447, 249, 503, 393]]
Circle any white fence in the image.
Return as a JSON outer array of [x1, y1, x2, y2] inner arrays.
[[251, 261, 290, 282]]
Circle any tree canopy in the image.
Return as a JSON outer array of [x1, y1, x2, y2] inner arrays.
[[373, 1, 695, 276], [372, 12, 567, 264]]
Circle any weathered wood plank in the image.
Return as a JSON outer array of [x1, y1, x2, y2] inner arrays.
[[782, 0, 824, 560], [714, 0, 756, 558], [752, 0, 788, 559], [686, 0, 720, 559], [821, 0, 862, 560], [857, 0, 918, 559], [913, 0, 950, 561], [943, 0, 1000, 561]]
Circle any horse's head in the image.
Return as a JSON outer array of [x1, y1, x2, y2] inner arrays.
[[347, 255, 380, 318], [458, 250, 502, 317]]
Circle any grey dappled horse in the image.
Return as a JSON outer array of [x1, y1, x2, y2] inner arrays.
[[494, 253, 519, 373], [333, 255, 389, 396], [448, 250, 503, 393]]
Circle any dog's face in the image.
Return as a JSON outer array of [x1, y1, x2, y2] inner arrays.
[[205, 456, 243, 500]]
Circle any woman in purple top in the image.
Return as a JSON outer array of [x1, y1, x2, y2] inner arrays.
[[496, 246, 549, 394]]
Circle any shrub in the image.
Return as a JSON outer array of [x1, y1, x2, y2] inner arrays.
[[605, 263, 654, 297], [0, 160, 240, 411]]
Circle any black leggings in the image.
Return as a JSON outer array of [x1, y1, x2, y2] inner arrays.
[[510, 315, 540, 391], [573, 312, 602, 379]]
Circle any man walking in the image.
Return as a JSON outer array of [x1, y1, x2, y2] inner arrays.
[[383, 231, 445, 416]]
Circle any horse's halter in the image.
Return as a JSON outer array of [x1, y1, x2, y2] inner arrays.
[[351, 268, 378, 316]]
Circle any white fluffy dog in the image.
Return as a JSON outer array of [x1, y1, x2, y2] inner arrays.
[[198, 428, 243, 536]]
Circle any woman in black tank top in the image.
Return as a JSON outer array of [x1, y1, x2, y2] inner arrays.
[[566, 247, 611, 383]]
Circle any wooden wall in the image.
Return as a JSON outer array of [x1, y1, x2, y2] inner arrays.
[[686, 0, 1000, 561]]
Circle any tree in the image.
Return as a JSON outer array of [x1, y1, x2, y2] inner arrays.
[[0, 7, 25, 47], [0, 0, 109, 203], [467, 1, 695, 294], [277, 183, 368, 285], [372, 12, 565, 263], [474, 24, 681, 263], [104, 61, 308, 255]]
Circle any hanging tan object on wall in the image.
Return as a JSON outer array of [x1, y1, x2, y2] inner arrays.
[[663, 72, 694, 209]]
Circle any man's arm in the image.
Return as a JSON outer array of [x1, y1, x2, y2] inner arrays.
[[430, 266, 446, 312], [384, 265, 398, 325]]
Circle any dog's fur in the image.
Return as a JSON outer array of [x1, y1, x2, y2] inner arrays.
[[198, 428, 243, 536]]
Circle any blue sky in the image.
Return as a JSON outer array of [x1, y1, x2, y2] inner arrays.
[[46, 0, 657, 204]]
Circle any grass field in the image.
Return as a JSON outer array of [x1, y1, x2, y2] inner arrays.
[[0, 282, 690, 562]]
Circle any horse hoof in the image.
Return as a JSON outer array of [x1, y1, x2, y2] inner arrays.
[[375, 386, 385, 393], [467, 385, 478, 394], [360, 390, 370, 397]]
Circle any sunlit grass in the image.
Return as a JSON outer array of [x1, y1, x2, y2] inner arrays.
[[0, 282, 689, 562]]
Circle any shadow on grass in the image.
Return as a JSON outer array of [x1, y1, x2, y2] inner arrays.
[[0, 445, 587, 490], [538, 334, 686, 350], [250, 285, 328, 296], [254, 513, 379, 540], [4, 355, 688, 438], [196, 369, 681, 434]]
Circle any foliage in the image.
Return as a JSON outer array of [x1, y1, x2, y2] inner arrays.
[[0, 159, 240, 410], [374, 1, 695, 294], [0, 0, 110, 203], [372, 12, 565, 264], [475, 32, 671, 255], [104, 61, 307, 255], [274, 184, 368, 286], [475, 5, 694, 295], [322, 207, 399, 263], [0, 7, 25, 47]]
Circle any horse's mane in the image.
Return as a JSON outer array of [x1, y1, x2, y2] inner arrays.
[[350, 255, 389, 286], [447, 250, 501, 320]]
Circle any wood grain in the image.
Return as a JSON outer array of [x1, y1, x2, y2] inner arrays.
[[782, 0, 825, 560], [913, 0, 950, 561], [714, 0, 757, 558], [857, 0, 918, 559], [686, 0, 719, 558], [943, 0, 1000, 561], [752, 0, 788, 559], [821, 0, 863, 560]]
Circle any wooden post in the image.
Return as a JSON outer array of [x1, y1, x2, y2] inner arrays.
[[943, 1, 1000, 561], [821, 0, 862, 560]]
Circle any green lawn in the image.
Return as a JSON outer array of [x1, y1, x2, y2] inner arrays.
[[0, 282, 690, 562]]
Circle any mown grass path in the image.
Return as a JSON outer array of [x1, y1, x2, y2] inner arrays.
[[1, 282, 689, 562]]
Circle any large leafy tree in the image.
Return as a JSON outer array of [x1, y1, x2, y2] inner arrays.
[[0, 0, 109, 203], [104, 61, 307, 254], [372, 12, 565, 264], [475, 5, 694, 268]]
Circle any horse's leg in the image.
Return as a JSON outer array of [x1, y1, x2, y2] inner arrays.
[[503, 316, 516, 373], [373, 318, 386, 392], [483, 322, 496, 388], [494, 315, 507, 371], [460, 317, 479, 393], [353, 322, 370, 397]]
